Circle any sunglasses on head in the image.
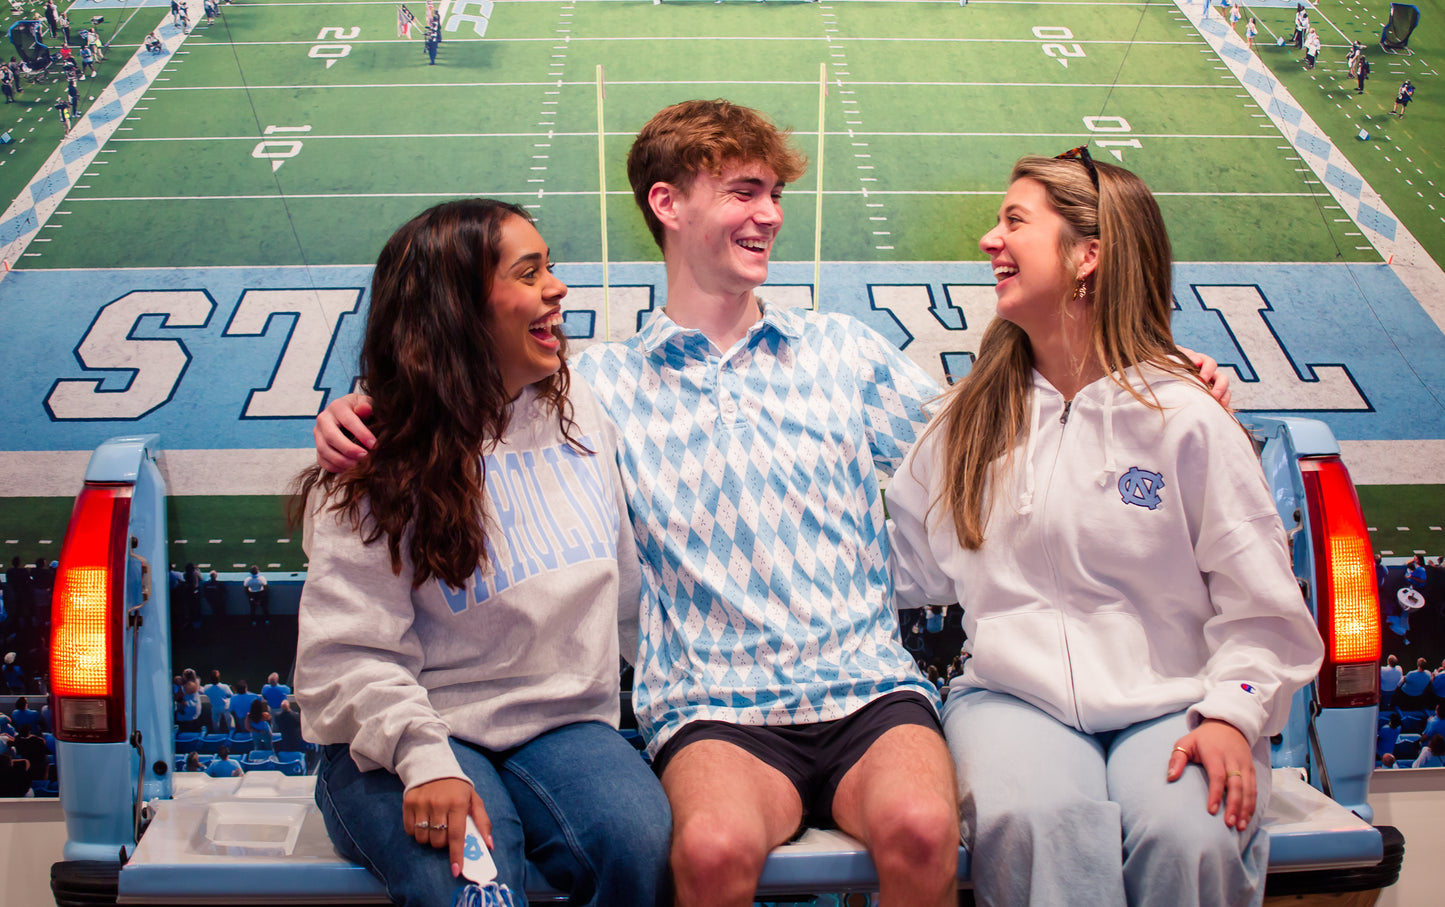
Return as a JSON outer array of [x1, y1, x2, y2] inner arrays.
[[1054, 145, 1100, 191]]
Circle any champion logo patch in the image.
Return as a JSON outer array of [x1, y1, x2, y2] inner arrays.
[[1241, 683, 1257, 694], [1118, 466, 1165, 510]]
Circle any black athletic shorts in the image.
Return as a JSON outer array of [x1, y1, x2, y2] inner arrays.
[[650, 690, 941, 828]]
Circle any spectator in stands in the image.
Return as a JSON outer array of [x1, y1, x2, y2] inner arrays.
[[246, 698, 274, 754], [180, 564, 202, 629], [1432, 662, 1445, 703], [2, 652, 23, 693], [297, 198, 670, 906], [203, 669, 233, 733], [243, 566, 268, 625], [1380, 753, 1397, 768], [13, 725, 48, 783], [1413, 734, 1445, 768], [1381, 654, 1404, 708], [1406, 556, 1427, 590], [11, 696, 42, 734], [1375, 553, 1387, 587], [0, 711, 15, 741], [886, 152, 1320, 907], [1399, 657, 1433, 709], [184, 751, 203, 772], [1422, 704, 1445, 741], [202, 571, 226, 624], [261, 672, 291, 711], [274, 700, 305, 753], [31, 558, 54, 616], [175, 668, 203, 731], [1378, 713, 1402, 759], [925, 605, 944, 634], [0, 752, 31, 796], [6, 558, 30, 631], [228, 679, 259, 730], [206, 745, 242, 778]]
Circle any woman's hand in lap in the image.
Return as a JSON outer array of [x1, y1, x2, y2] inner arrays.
[[1166, 717, 1256, 831], [403, 777, 493, 878]]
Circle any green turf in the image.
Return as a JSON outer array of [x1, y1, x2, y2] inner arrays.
[[1356, 484, 1445, 559], [0, 496, 75, 568], [1246, 0, 1445, 267], [166, 495, 303, 573], [8, 0, 1403, 269]]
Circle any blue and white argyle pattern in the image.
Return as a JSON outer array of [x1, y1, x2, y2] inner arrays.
[[576, 304, 943, 755]]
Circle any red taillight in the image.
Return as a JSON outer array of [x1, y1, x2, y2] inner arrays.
[[49, 483, 132, 742], [1300, 457, 1381, 709]]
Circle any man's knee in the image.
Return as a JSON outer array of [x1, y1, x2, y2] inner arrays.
[[670, 812, 770, 891], [868, 794, 959, 877]]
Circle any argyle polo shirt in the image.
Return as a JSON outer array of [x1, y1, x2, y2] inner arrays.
[[575, 303, 942, 756]]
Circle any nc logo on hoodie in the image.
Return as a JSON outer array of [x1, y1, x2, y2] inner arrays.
[[1118, 467, 1165, 510]]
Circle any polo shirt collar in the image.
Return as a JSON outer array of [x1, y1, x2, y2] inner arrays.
[[635, 299, 803, 354]]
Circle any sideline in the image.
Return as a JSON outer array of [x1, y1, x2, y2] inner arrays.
[[1175, 1, 1445, 338], [0, 19, 192, 281]]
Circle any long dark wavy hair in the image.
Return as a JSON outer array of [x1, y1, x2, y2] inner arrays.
[[293, 199, 585, 588]]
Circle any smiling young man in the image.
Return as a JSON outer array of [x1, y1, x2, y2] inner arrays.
[[570, 99, 961, 907]]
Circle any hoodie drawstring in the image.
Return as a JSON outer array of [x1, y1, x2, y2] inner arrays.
[[1019, 390, 1041, 515], [1097, 386, 1118, 488]]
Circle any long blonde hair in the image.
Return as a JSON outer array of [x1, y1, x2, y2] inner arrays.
[[922, 155, 1205, 550]]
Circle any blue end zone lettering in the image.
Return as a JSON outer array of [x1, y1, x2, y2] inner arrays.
[[0, 263, 1441, 481]]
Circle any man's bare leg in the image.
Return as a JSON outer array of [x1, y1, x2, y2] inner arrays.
[[661, 739, 804, 907], [831, 724, 960, 907]]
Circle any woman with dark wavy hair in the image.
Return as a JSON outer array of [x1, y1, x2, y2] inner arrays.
[[887, 154, 1324, 906], [293, 199, 669, 907]]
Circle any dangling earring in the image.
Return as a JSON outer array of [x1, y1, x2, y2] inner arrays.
[[1073, 277, 1088, 301]]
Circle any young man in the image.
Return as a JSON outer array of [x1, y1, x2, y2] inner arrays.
[[315, 99, 1229, 905], [576, 100, 961, 906]]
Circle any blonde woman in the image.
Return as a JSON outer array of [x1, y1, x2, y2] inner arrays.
[[887, 152, 1324, 906]]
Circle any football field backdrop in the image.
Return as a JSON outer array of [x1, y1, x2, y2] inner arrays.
[[1, 0, 1443, 574]]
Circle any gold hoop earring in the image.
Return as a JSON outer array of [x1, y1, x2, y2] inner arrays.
[[1073, 278, 1088, 301]]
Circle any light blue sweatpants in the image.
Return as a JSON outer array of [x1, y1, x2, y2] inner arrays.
[[942, 688, 1269, 907]]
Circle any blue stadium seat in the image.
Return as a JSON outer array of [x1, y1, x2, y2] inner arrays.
[[174, 732, 202, 754], [200, 732, 229, 754], [1393, 735, 1422, 761], [242, 752, 280, 771], [227, 733, 253, 755]]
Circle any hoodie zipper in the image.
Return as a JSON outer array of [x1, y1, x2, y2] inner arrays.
[[1035, 391, 1084, 730]]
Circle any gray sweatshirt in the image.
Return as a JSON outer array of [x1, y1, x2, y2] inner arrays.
[[296, 381, 639, 791]]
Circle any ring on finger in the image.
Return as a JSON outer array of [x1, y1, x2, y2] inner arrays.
[[414, 820, 430, 831], [430, 822, 448, 831], [1226, 769, 1243, 778], [1172, 746, 1188, 755]]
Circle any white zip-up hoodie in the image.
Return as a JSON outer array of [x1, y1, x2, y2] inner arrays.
[[889, 367, 1323, 741]]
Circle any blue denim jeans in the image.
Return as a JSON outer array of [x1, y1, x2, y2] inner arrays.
[[315, 722, 671, 907]]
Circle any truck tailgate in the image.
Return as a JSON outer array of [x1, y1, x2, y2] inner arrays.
[[111, 770, 1385, 903]]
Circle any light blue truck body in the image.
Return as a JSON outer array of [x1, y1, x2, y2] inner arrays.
[[47, 422, 1400, 904]]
